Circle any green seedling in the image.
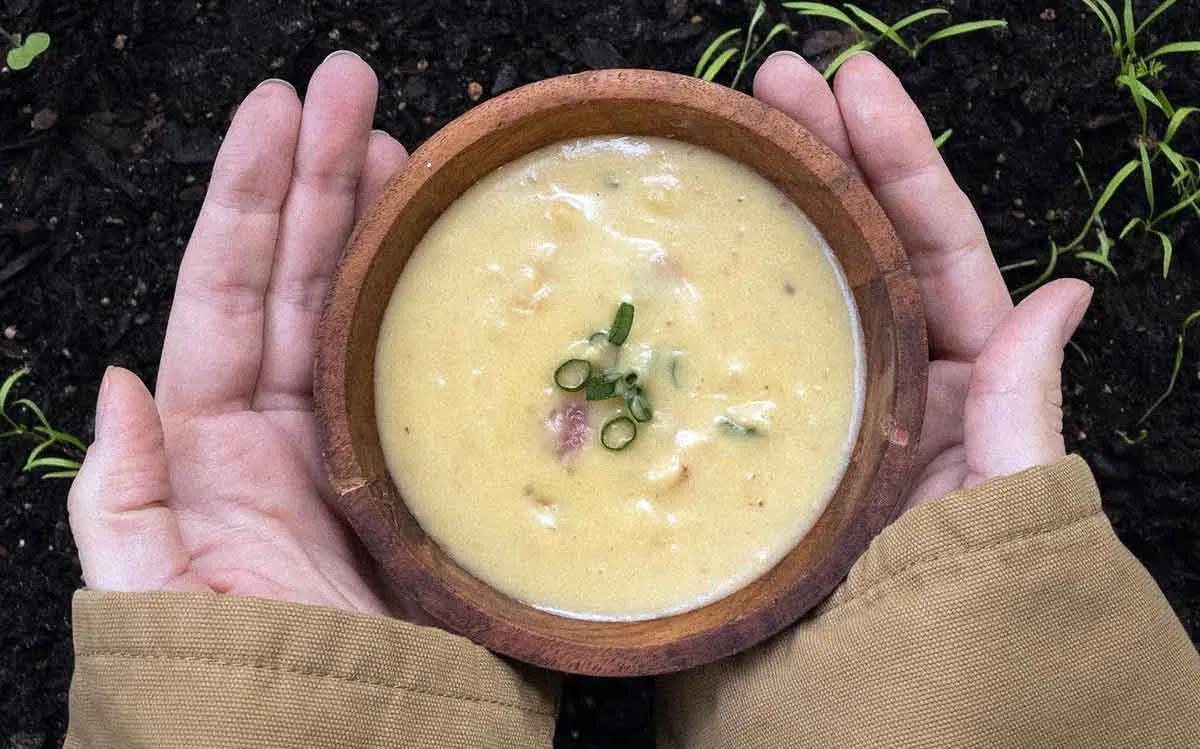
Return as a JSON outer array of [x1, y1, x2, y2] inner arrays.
[[695, 1, 790, 90], [1, 27, 50, 71], [782, 2, 1007, 78], [932, 128, 952, 150], [1, 368, 86, 479], [1065, 0, 1200, 277], [1117, 308, 1200, 443]]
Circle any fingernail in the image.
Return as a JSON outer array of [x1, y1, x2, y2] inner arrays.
[[256, 78, 296, 94], [765, 50, 806, 64], [371, 128, 391, 138], [323, 49, 362, 65], [95, 366, 115, 436]]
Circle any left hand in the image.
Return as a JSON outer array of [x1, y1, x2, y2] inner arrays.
[[67, 51, 424, 619]]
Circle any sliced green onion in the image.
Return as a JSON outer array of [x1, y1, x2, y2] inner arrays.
[[627, 390, 653, 423], [600, 416, 637, 450], [585, 373, 622, 401], [553, 359, 592, 392], [608, 302, 635, 345]]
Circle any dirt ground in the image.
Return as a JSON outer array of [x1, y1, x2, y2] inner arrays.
[[1, 1, 1197, 746]]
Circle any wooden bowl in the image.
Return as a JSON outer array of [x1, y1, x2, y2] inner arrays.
[[316, 69, 927, 677]]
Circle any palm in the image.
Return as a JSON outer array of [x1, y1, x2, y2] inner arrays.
[[161, 409, 387, 612]]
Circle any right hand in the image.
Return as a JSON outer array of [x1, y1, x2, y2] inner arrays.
[[753, 51, 1091, 512], [67, 52, 428, 621]]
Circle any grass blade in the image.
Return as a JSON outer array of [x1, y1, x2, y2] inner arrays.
[[822, 40, 871, 79], [1135, 308, 1200, 426], [24, 455, 84, 472], [40, 471, 80, 480], [0, 368, 28, 413], [12, 397, 52, 431], [694, 28, 741, 77], [922, 20, 1008, 45], [1117, 73, 1151, 132], [1148, 41, 1200, 59], [1138, 142, 1155, 215], [1064, 159, 1139, 249], [1163, 106, 1199, 146], [782, 2, 865, 36], [844, 4, 911, 54], [1119, 216, 1143, 240], [700, 47, 740, 82], [1074, 250, 1119, 277], [1011, 241, 1060, 297], [34, 424, 88, 452], [1081, 0, 1121, 50], [1136, 0, 1177, 36], [891, 8, 948, 33], [1121, 0, 1136, 54], [932, 128, 953, 149], [1152, 229, 1174, 277], [1153, 183, 1200, 223]]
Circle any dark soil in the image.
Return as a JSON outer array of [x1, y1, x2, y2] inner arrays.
[[1, 1, 1197, 746]]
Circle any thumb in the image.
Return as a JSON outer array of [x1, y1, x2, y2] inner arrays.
[[963, 279, 1092, 485], [67, 367, 203, 592]]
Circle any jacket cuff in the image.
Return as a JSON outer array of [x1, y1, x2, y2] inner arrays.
[[657, 455, 1200, 748], [820, 453, 1100, 612], [68, 589, 558, 748]]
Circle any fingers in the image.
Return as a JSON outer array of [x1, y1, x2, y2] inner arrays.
[[68, 368, 206, 592], [834, 54, 1012, 361], [964, 279, 1092, 484], [157, 80, 302, 416], [753, 52, 856, 167], [253, 51, 381, 412], [357, 130, 409, 220]]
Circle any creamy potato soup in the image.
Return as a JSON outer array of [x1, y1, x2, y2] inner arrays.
[[376, 135, 863, 620]]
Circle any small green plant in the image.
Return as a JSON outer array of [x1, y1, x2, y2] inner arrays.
[[1117, 308, 1200, 443], [695, 1, 791, 89], [1, 26, 50, 71], [782, 2, 1007, 78], [1, 369, 86, 479], [1082, 0, 1199, 134], [1008, 1, 1200, 291]]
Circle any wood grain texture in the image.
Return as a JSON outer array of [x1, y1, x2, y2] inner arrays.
[[315, 69, 928, 676]]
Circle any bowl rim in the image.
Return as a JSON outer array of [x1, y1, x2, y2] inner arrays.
[[316, 68, 928, 676]]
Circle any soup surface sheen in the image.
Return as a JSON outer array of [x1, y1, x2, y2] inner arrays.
[[376, 135, 863, 620]]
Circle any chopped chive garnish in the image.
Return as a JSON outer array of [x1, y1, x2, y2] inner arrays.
[[554, 359, 592, 392], [552, 302, 654, 451], [585, 373, 622, 401], [600, 416, 637, 450], [627, 390, 653, 423], [608, 302, 635, 345]]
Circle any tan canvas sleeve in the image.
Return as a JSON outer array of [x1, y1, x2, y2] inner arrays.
[[66, 589, 559, 748], [658, 455, 1200, 748]]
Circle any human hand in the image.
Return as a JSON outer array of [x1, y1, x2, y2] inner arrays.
[[754, 52, 1091, 511], [67, 52, 425, 618]]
